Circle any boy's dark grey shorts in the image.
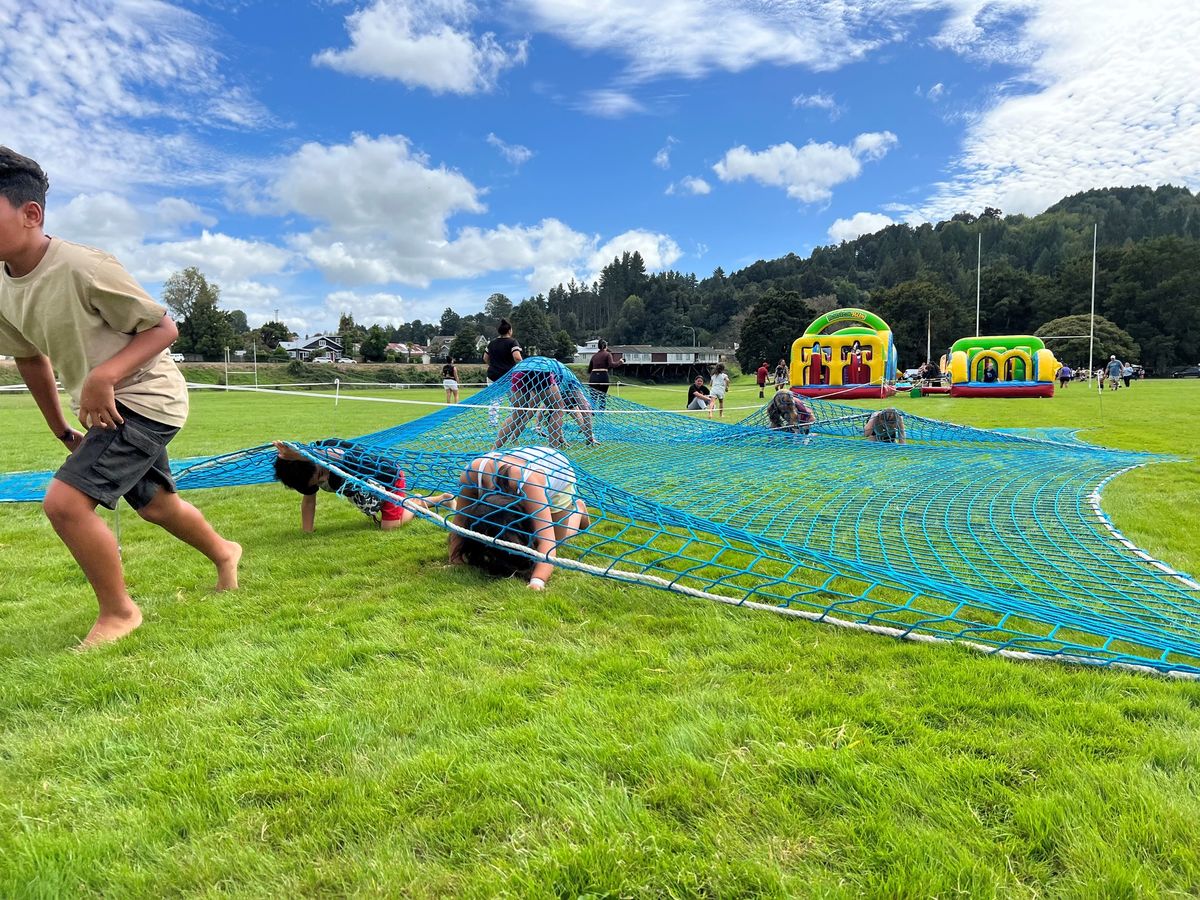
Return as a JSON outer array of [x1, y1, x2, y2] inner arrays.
[[54, 403, 179, 510]]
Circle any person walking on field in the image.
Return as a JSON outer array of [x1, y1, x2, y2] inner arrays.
[[0, 146, 240, 647], [1121, 363, 1134, 388], [709, 363, 731, 418], [756, 360, 769, 398], [484, 318, 523, 426], [1105, 355, 1123, 391]]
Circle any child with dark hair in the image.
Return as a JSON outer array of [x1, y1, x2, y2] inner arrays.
[[0, 146, 240, 647], [448, 446, 590, 590], [766, 390, 814, 435], [273, 440, 450, 532]]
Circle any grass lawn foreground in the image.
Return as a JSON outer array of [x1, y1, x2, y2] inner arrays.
[[1, 376, 1199, 897]]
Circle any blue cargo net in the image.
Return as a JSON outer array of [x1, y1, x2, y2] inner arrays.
[[2, 356, 1197, 677]]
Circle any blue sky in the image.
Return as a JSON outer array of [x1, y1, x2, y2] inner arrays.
[[3, 0, 1198, 335]]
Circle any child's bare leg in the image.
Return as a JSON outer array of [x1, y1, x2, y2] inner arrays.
[[137, 488, 241, 590], [43, 480, 141, 647]]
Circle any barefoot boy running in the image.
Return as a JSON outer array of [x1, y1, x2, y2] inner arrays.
[[0, 147, 240, 647]]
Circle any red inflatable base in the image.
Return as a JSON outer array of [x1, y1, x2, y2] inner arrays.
[[792, 385, 897, 399], [949, 383, 1055, 398], [917, 385, 951, 394]]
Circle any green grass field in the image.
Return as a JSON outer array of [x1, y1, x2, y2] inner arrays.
[[2, 376, 1199, 897]]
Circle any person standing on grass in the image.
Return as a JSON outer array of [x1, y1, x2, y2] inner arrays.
[[1122, 362, 1134, 388], [709, 363, 730, 418], [441, 356, 459, 404], [483, 318, 522, 386], [774, 358, 789, 392], [587, 339, 619, 410], [0, 147, 241, 647], [1105, 355, 1123, 391], [756, 360, 769, 398]]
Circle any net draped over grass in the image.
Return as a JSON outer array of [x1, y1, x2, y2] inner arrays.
[[2, 357, 1198, 676]]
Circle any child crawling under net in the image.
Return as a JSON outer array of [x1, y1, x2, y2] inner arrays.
[[449, 446, 591, 590], [273, 440, 451, 532]]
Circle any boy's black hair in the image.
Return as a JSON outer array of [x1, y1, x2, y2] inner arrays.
[[497, 318, 513, 336], [457, 492, 535, 579], [0, 147, 49, 210], [274, 455, 321, 495]]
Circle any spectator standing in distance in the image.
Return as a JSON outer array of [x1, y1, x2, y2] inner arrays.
[[484, 319, 523, 386], [587, 339, 620, 409], [441, 357, 459, 404], [756, 360, 769, 398], [774, 358, 789, 392]]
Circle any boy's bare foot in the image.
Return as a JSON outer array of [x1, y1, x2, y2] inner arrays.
[[78, 602, 143, 649], [215, 541, 242, 591]]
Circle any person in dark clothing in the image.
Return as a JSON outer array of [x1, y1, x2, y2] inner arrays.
[[484, 319, 523, 384], [687, 375, 714, 411], [587, 339, 620, 409]]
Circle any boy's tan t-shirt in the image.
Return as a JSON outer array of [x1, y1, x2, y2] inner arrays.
[[0, 238, 188, 427]]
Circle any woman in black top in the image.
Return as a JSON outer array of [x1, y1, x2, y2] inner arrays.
[[587, 339, 619, 408], [484, 319, 523, 384], [441, 357, 459, 404]]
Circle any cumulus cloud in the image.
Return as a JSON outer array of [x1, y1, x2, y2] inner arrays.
[[486, 133, 534, 166], [325, 290, 408, 324], [666, 176, 712, 196], [267, 134, 678, 295], [713, 131, 898, 203], [793, 91, 842, 118], [827, 211, 896, 243], [0, 0, 267, 195], [908, 0, 1200, 221], [314, 0, 527, 95], [585, 230, 683, 283]]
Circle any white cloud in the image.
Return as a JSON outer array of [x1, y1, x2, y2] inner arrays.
[[925, 82, 946, 101], [267, 134, 678, 295], [518, 0, 899, 80], [578, 89, 646, 118], [827, 212, 896, 243], [653, 136, 678, 169], [325, 290, 408, 325], [666, 176, 712, 196], [0, 0, 267, 196], [851, 131, 899, 161], [908, 0, 1200, 220], [486, 133, 534, 166], [793, 91, 842, 118], [713, 131, 898, 203], [586, 230, 683, 283], [314, 0, 527, 95]]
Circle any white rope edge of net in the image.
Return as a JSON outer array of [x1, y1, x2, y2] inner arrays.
[[363, 478, 1200, 682]]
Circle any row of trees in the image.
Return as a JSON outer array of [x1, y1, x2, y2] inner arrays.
[[165, 185, 1200, 372]]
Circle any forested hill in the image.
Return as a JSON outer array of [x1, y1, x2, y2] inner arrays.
[[530, 184, 1199, 374]]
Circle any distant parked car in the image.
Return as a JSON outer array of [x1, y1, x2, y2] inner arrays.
[[901, 367, 922, 380], [337, 357, 356, 364], [1170, 365, 1200, 378], [170, 352, 185, 362]]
